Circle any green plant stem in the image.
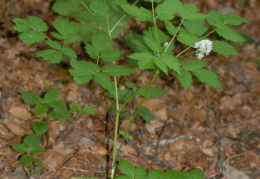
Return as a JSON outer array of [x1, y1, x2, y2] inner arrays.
[[119, 76, 153, 112], [113, 70, 160, 167], [151, 0, 160, 47], [176, 28, 216, 58], [165, 18, 184, 52], [45, 114, 50, 148], [103, 1, 121, 177], [178, 50, 197, 58], [109, 0, 140, 35], [81, 1, 94, 15]]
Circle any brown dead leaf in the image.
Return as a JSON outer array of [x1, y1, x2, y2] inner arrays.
[[156, 108, 168, 121], [9, 103, 31, 121], [221, 163, 250, 179], [5, 121, 25, 136]]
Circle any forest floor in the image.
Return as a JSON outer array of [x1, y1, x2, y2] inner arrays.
[[0, 0, 260, 179]]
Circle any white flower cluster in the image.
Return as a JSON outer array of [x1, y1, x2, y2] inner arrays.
[[194, 40, 213, 60]]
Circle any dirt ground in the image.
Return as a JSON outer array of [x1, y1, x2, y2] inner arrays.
[[0, 0, 259, 178]]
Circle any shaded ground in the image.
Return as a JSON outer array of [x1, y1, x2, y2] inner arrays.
[[0, 0, 260, 178]]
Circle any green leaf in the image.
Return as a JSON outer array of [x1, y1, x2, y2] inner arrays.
[[85, 43, 99, 59], [100, 49, 122, 61], [223, 13, 248, 25], [191, 69, 221, 88], [49, 100, 72, 120], [216, 25, 245, 42], [52, 0, 82, 18], [181, 60, 208, 71], [148, 170, 167, 179], [34, 49, 63, 64], [18, 29, 46, 45], [160, 53, 180, 73], [92, 31, 114, 52], [121, 4, 152, 21], [33, 121, 48, 135], [183, 20, 208, 36], [164, 21, 177, 36], [178, 4, 208, 21], [28, 146, 46, 155], [52, 18, 80, 43], [82, 106, 97, 115], [90, 0, 110, 16], [190, 169, 205, 179], [154, 57, 168, 74], [13, 16, 48, 44], [24, 134, 41, 146], [125, 82, 136, 89], [45, 40, 61, 50], [20, 92, 44, 105], [94, 73, 114, 93], [116, 160, 148, 179], [44, 88, 60, 104], [143, 36, 162, 53], [138, 106, 154, 122], [125, 33, 150, 53], [155, 0, 182, 21], [206, 10, 224, 27], [102, 65, 135, 77], [21, 155, 33, 166], [34, 104, 48, 117], [69, 103, 81, 112], [60, 46, 77, 60], [50, 32, 63, 40], [138, 87, 167, 98], [34, 161, 42, 167], [10, 143, 28, 153], [177, 31, 201, 47], [212, 41, 240, 57], [69, 60, 100, 84], [144, 27, 169, 45], [176, 68, 192, 91], [128, 52, 156, 70], [119, 130, 133, 140]]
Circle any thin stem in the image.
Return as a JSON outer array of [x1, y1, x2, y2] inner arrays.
[[45, 114, 50, 148], [114, 70, 160, 165], [164, 18, 184, 52], [109, 0, 140, 35], [81, 1, 94, 15], [152, 0, 160, 47], [119, 76, 154, 112], [176, 28, 216, 58], [178, 50, 197, 58], [97, 55, 100, 65]]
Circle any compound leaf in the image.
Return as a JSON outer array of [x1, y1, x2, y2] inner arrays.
[[181, 60, 208, 71], [216, 25, 245, 42], [94, 73, 114, 93], [177, 31, 201, 47], [82, 106, 97, 115], [223, 13, 248, 25], [100, 48, 122, 61], [206, 10, 224, 27], [60, 46, 77, 60], [138, 87, 167, 98], [154, 57, 168, 74], [160, 53, 180, 73], [191, 69, 221, 88], [52, 18, 80, 43], [45, 40, 61, 50], [35, 49, 63, 64], [212, 41, 240, 57], [69, 103, 81, 112], [155, 0, 182, 21], [176, 68, 192, 91], [102, 65, 135, 77], [121, 4, 152, 21]]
